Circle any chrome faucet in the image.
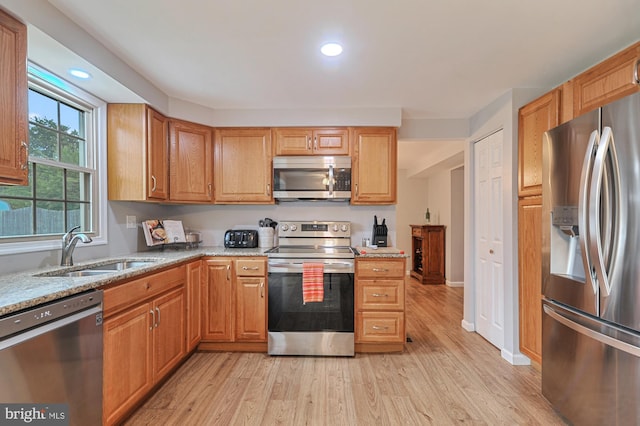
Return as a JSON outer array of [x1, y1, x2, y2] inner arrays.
[[61, 225, 92, 266]]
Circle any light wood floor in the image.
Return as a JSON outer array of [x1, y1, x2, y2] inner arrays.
[[125, 278, 566, 425]]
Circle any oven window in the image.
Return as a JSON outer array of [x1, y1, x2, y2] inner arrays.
[[268, 272, 354, 332]]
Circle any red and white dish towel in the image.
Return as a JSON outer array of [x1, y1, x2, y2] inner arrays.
[[302, 262, 324, 304]]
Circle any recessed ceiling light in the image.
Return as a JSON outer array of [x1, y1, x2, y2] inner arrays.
[[320, 42, 343, 57], [68, 68, 92, 79]]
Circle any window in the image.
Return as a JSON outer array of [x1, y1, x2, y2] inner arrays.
[[0, 65, 106, 253]]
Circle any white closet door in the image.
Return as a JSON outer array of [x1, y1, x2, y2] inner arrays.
[[474, 130, 504, 349]]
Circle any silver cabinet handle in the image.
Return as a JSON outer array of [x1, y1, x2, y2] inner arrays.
[[355, 183, 359, 196], [208, 183, 212, 197], [314, 136, 318, 150], [226, 264, 231, 281], [635, 58, 640, 84], [149, 309, 155, 330], [260, 281, 264, 298], [307, 137, 312, 150], [372, 325, 388, 331], [155, 307, 161, 328], [372, 268, 389, 272], [371, 293, 389, 297], [242, 266, 260, 270], [20, 141, 28, 170], [266, 183, 271, 196], [150, 175, 157, 192]]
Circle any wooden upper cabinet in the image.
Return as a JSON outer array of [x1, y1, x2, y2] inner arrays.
[[169, 119, 213, 203], [273, 127, 349, 156], [573, 41, 640, 117], [214, 128, 273, 204], [518, 90, 560, 197], [107, 104, 168, 201], [0, 10, 28, 185], [351, 127, 397, 205]]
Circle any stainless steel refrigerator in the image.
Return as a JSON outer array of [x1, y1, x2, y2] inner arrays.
[[542, 91, 640, 425]]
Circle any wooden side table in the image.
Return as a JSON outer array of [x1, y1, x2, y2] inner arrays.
[[410, 225, 445, 284]]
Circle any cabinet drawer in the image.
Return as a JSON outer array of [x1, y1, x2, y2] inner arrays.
[[412, 227, 423, 238], [356, 259, 405, 278], [103, 265, 186, 317], [356, 311, 405, 343], [235, 258, 266, 276], [357, 279, 404, 311]]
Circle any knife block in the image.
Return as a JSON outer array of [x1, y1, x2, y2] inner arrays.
[[371, 225, 388, 247]]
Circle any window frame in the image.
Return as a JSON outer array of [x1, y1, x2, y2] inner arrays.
[[0, 63, 108, 255]]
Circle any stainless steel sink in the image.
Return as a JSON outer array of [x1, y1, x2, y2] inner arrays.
[[35, 259, 157, 277], [85, 260, 156, 271]]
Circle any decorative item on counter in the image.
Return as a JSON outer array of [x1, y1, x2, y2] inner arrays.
[[371, 215, 388, 247], [184, 230, 202, 249], [142, 219, 186, 247], [425, 208, 431, 224]]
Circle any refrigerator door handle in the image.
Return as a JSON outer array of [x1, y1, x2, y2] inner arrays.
[[588, 127, 620, 297], [578, 130, 599, 295], [544, 303, 640, 358]]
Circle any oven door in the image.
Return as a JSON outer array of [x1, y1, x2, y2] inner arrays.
[[267, 259, 354, 356]]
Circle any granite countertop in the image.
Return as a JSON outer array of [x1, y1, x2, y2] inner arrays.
[[0, 246, 268, 317], [0, 245, 407, 317]]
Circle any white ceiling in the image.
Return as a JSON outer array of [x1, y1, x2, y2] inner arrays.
[[6, 0, 640, 173], [44, 0, 640, 120]]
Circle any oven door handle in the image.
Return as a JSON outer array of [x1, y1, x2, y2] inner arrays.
[[268, 261, 354, 274]]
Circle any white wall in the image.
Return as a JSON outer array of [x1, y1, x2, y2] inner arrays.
[[396, 169, 429, 262], [450, 166, 464, 285], [463, 88, 542, 366]]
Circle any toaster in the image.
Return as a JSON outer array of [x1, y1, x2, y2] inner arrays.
[[224, 229, 259, 248]]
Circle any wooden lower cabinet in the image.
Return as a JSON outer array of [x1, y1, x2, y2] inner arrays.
[[102, 265, 186, 425], [355, 257, 406, 352], [201, 257, 267, 350], [518, 197, 543, 364]]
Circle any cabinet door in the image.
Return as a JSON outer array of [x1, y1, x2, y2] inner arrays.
[[186, 260, 202, 351], [146, 108, 169, 200], [107, 104, 169, 201], [273, 128, 313, 155], [518, 91, 559, 197], [313, 128, 349, 155], [202, 258, 233, 341], [152, 287, 185, 380], [0, 10, 28, 185], [424, 227, 446, 284], [103, 303, 153, 425], [518, 197, 542, 364], [573, 41, 640, 117], [169, 119, 213, 202], [235, 276, 267, 341], [351, 127, 397, 204], [214, 128, 273, 203]]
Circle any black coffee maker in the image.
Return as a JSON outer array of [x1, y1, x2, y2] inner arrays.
[[371, 215, 388, 247]]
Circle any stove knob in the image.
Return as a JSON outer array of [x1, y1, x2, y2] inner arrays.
[[280, 224, 289, 232], [341, 224, 349, 232], [290, 224, 298, 231], [332, 224, 339, 232]]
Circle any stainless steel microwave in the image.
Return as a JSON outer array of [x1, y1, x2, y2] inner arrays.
[[273, 156, 351, 201]]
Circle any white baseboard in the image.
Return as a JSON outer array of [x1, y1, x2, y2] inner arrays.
[[501, 349, 532, 366], [446, 280, 464, 287], [461, 319, 475, 332]]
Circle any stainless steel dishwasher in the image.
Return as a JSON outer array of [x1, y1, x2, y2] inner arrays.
[[0, 290, 103, 425]]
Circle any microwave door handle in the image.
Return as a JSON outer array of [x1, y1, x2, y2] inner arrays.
[[328, 165, 334, 195], [579, 130, 599, 296]]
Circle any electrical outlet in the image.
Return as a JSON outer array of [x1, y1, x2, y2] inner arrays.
[[126, 215, 137, 229]]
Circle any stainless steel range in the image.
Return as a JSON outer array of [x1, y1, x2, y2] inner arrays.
[[267, 220, 355, 356]]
